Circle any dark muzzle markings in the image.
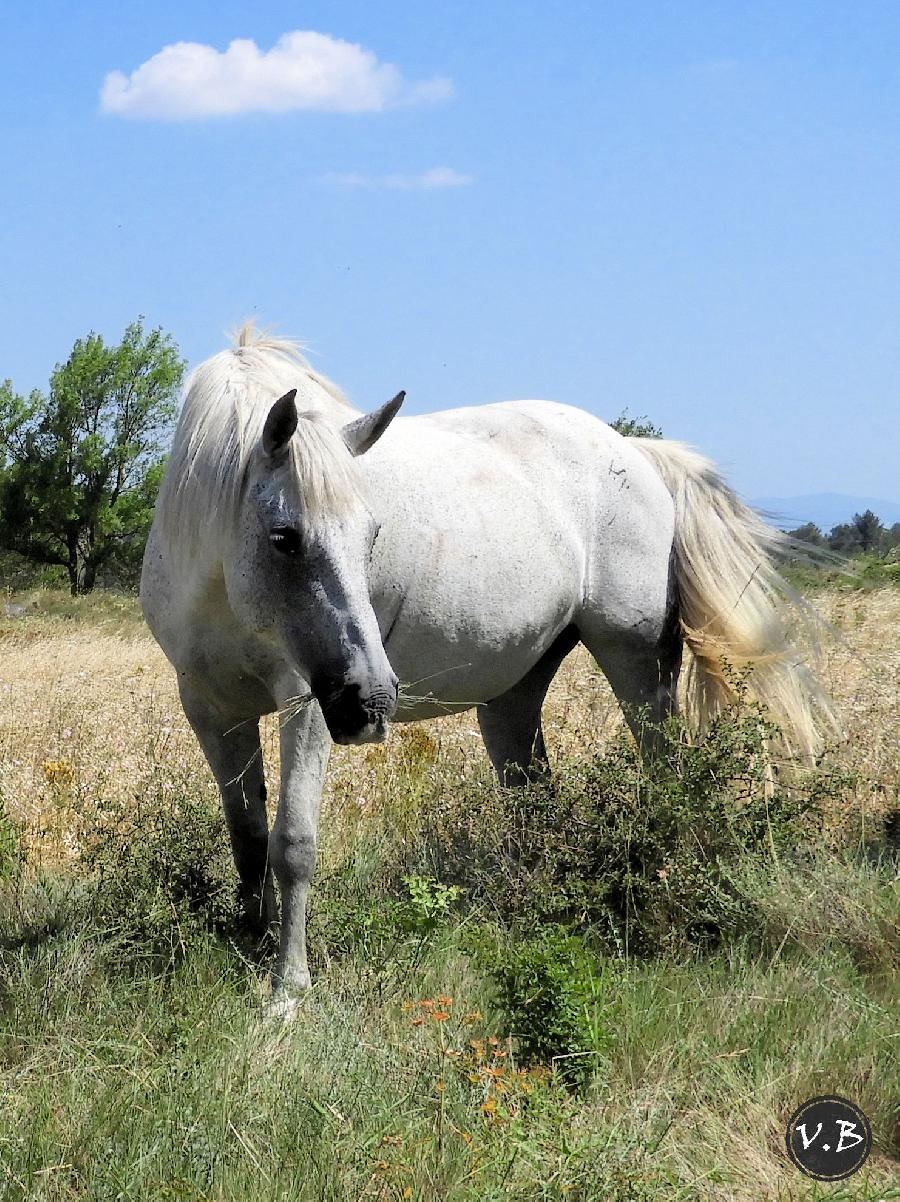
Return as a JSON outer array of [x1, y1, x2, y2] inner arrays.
[[314, 672, 399, 744]]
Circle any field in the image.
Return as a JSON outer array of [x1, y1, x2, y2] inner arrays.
[[0, 586, 897, 1201]]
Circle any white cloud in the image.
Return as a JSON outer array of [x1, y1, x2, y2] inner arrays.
[[100, 30, 453, 119], [321, 167, 474, 190]]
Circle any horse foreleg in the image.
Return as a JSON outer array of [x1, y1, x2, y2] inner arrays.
[[179, 683, 276, 936], [269, 700, 331, 1000]]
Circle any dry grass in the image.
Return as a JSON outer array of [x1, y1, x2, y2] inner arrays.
[[1, 588, 896, 869]]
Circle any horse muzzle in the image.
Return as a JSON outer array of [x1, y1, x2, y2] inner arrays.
[[316, 680, 398, 745]]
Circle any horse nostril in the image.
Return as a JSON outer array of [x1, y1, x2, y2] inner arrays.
[[365, 688, 395, 713]]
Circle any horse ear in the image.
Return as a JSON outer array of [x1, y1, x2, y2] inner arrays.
[[262, 390, 299, 458], [342, 391, 405, 457]]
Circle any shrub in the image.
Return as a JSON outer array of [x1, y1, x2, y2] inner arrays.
[[308, 871, 460, 975], [476, 925, 613, 1087], [414, 704, 851, 955], [78, 782, 237, 962], [402, 873, 461, 933]]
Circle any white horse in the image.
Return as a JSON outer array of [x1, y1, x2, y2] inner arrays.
[[141, 325, 831, 1001]]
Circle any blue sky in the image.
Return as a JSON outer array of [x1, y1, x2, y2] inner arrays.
[[2, 0, 898, 500]]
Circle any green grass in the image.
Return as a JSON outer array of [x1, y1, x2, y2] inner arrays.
[[0, 884, 896, 1200], [0, 587, 143, 634], [783, 553, 900, 594], [0, 790, 897, 1200]]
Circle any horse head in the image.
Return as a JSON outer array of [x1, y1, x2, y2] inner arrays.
[[227, 387, 404, 744]]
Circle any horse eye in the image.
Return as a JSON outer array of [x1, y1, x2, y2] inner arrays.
[[269, 527, 302, 555]]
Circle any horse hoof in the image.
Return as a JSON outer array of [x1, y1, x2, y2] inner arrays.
[[265, 992, 301, 1024], [264, 976, 311, 1023]]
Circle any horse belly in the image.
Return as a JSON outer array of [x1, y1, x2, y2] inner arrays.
[[372, 526, 581, 720]]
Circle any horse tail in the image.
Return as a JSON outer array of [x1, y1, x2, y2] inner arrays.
[[627, 437, 836, 759]]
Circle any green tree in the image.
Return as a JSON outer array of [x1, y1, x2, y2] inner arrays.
[[610, 409, 663, 438], [852, 509, 884, 554], [788, 522, 825, 547], [0, 320, 184, 594], [827, 522, 861, 554]]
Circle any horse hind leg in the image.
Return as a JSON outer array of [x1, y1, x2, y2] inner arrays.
[[478, 627, 579, 786], [578, 601, 682, 759]]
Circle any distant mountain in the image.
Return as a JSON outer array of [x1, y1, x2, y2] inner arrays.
[[750, 493, 900, 532]]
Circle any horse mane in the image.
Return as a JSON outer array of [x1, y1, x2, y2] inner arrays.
[[156, 322, 362, 573], [230, 321, 352, 409]]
